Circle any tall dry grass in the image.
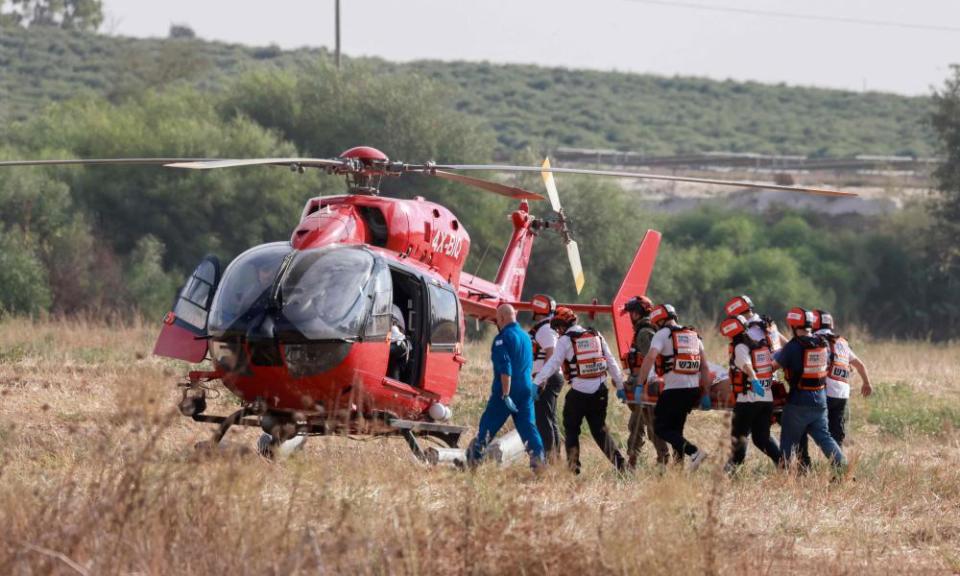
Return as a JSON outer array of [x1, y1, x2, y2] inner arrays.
[[0, 318, 958, 575]]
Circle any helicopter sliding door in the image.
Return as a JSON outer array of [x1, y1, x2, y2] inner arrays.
[[153, 255, 221, 363], [421, 281, 463, 402]]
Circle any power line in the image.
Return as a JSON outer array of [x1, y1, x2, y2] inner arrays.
[[624, 0, 960, 33]]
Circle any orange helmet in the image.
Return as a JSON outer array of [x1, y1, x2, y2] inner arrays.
[[623, 295, 655, 316], [720, 315, 747, 339], [785, 307, 815, 330], [649, 304, 678, 327], [813, 309, 834, 331], [550, 306, 577, 330], [531, 294, 556, 316], [724, 295, 754, 318]]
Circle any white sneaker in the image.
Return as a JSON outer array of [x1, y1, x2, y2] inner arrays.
[[689, 449, 708, 471]]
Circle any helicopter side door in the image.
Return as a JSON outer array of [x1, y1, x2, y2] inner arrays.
[[420, 281, 464, 403], [153, 255, 221, 363]]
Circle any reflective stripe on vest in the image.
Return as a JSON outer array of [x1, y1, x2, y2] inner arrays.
[[563, 329, 609, 380], [827, 336, 852, 383], [797, 339, 829, 391], [656, 326, 702, 376], [729, 336, 774, 395], [528, 318, 552, 362]]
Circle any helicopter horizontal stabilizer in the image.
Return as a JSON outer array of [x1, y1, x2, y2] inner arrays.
[[506, 229, 660, 351]]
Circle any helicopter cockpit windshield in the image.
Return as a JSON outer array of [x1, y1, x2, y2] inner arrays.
[[208, 242, 289, 335], [277, 246, 377, 340], [208, 243, 385, 342]]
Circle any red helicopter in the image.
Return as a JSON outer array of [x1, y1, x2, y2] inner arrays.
[[1, 148, 854, 458]]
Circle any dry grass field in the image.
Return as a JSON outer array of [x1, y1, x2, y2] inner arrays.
[[0, 318, 958, 575]]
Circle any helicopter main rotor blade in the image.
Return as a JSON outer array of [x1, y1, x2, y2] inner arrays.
[[0, 158, 209, 167], [426, 170, 544, 201], [433, 164, 857, 197], [166, 158, 348, 170]]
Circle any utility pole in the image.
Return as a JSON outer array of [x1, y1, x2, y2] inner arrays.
[[335, 0, 341, 69]]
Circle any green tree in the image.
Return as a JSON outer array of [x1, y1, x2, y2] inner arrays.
[[932, 64, 960, 269], [5, 0, 102, 31], [0, 229, 51, 316], [125, 235, 178, 319]]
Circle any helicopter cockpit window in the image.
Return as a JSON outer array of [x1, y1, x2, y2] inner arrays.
[[173, 259, 218, 330], [279, 247, 376, 340], [428, 284, 460, 347], [208, 242, 290, 335], [364, 262, 393, 339]]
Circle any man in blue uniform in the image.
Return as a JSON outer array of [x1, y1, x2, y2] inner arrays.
[[773, 307, 845, 471], [468, 304, 546, 468]]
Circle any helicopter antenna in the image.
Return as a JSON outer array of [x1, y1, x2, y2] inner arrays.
[[471, 243, 492, 278]]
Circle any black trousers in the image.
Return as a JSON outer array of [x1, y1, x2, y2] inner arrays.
[[534, 372, 564, 457], [728, 402, 781, 467], [653, 387, 702, 460], [797, 397, 849, 466], [562, 387, 625, 473]]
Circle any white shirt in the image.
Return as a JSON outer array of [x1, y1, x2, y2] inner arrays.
[[746, 312, 784, 351], [389, 325, 406, 343], [649, 326, 703, 390], [816, 328, 859, 399], [532, 320, 558, 375], [533, 325, 623, 394], [733, 343, 772, 403]]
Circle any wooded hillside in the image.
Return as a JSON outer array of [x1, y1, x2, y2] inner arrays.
[[0, 26, 937, 157]]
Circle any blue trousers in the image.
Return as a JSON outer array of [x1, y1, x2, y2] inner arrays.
[[779, 403, 846, 468], [469, 393, 545, 466]]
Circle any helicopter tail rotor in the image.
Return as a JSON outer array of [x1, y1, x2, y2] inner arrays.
[[540, 158, 585, 295]]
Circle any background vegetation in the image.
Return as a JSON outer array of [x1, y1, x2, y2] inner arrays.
[[0, 25, 936, 156], [0, 24, 958, 339]]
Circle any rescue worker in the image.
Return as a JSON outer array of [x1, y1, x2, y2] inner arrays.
[[623, 296, 670, 467], [724, 294, 788, 351], [720, 314, 782, 472], [529, 294, 563, 460], [387, 305, 410, 381], [533, 307, 627, 474], [468, 304, 545, 468], [772, 307, 845, 471], [636, 304, 711, 470], [797, 310, 873, 457]]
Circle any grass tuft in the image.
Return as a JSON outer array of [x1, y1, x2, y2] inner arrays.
[[866, 382, 960, 437]]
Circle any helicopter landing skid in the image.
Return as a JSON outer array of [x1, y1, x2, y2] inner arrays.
[[186, 408, 467, 463], [386, 418, 468, 462]]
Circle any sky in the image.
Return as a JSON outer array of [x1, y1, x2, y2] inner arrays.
[[101, 0, 960, 96]]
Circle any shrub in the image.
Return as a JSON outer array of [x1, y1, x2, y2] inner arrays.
[[0, 229, 51, 316]]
